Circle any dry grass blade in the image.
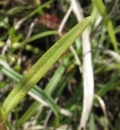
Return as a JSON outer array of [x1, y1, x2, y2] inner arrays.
[[70, 0, 94, 129], [58, 5, 72, 35], [94, 94, 109, 129], [94, 95, 107, 118]]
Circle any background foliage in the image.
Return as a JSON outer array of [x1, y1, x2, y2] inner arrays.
[[0, 0, 120, 130]]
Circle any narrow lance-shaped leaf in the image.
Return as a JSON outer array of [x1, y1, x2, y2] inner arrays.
[[2, 16, 92, 117]]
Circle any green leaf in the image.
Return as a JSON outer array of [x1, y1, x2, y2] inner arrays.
[[16, 101, 39, 127], [2, 16, 92, 117]]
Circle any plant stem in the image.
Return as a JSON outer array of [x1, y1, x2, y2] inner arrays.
[[0, 120, 7, 130], [0, 107, 7, 130], [0, 107, 5, 123]]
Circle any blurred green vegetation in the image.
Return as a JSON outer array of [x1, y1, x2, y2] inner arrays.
[[0, 0, 120, 130]]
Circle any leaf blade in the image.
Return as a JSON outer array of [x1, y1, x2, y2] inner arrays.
[[2, 16, 92, 117]]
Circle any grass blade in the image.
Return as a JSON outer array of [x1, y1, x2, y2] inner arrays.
[[91, 0, 118, 52]]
